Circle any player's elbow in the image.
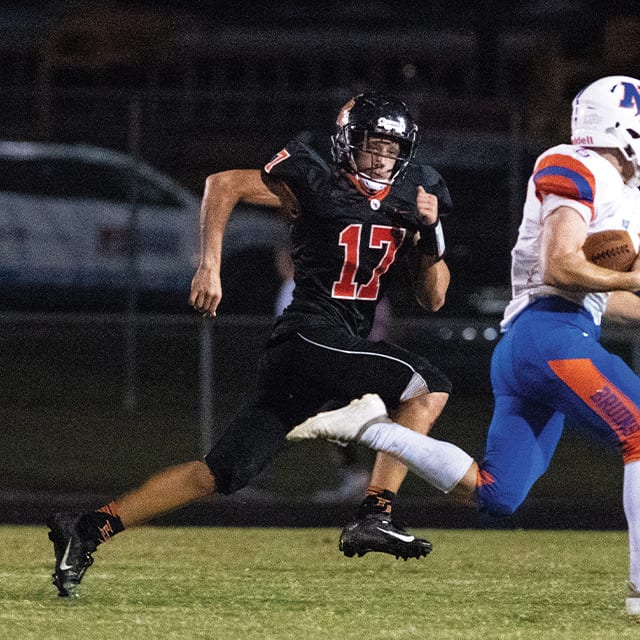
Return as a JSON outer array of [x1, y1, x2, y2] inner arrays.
[[204, 170, 239, 197], [414, 266, 449, 311], [430, 292, 447, 312], [415, 288, 446, 312], [477, 479, 526, 518]]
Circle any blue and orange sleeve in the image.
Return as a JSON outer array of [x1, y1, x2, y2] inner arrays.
[[533, 153, 596, 219]]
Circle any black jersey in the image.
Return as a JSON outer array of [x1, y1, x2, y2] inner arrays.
[[262, 138, 451, 339]]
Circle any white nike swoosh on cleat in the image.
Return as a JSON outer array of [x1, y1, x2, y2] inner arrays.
[[59, 539, 73, 571], [376, 527, 415, 542]]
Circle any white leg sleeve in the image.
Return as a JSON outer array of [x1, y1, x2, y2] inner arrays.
[[360, 421, 474, 493], [624, 461, 640, 585]]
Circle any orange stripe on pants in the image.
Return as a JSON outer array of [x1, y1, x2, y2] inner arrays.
[[548, 358, 640, 463]]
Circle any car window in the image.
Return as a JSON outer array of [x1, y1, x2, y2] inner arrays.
[[0, 158, 126, 201], [0, 158, 182, 207], [135, 176, 183, 208]]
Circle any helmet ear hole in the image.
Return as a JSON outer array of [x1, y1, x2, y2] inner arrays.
[[349, 128, 366, 149]]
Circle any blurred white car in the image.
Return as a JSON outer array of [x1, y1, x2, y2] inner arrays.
[[0, 141, 287, 311]]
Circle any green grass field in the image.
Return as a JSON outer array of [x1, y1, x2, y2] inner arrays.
[[2, 526, 638, 640]]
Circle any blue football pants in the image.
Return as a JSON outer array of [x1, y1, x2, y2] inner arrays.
[[477, 296, 640, 517]]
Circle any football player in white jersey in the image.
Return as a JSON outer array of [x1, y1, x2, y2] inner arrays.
[[287, 75, 640, 614]]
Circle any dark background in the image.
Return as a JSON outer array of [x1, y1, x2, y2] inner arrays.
[[3, 1, 640, 311], [1, 1, 639, 528]]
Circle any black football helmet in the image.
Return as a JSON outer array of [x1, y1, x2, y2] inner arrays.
[[332, 92, 418, 186]]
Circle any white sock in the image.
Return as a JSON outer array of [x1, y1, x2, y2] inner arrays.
[[624, 461, 640, 587], [360, 421, 474, 493]]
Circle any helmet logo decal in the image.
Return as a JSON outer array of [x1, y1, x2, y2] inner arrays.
[[571, 76, 640, 187], [618, 81, 640, 116], [376, 116, 406, 134], [336, 99, 355, 126]]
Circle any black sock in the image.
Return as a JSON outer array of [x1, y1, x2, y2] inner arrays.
[[76, 502, 125, 546], [358, 487, 396, 517]]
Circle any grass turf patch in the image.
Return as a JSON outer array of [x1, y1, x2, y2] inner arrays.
[[1, 526, 638, 639]]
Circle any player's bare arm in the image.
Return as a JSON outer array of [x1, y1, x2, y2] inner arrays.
[[46, 92, 453, 598], [189, 169, 287, 317], [605, 291, 640, 324], [541, 205, 640, 293], [412, 186, 450, 311]]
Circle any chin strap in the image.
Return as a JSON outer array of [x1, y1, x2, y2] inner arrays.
[[345, 173, 392, 203]]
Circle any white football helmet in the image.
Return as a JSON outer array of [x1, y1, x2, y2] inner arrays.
[[571, 75, 640, 187]]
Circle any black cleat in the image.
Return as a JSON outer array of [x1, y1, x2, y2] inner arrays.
[[47, 512, 97, 597], [339, 513, 432, 560]]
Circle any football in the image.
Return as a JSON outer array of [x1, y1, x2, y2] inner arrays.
[[582, 229, 640, 272]]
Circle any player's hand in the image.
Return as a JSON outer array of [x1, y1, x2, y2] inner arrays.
[[189, 266, 222, 318], [416, 186, 438, 225], [631, 251, 640, 274]]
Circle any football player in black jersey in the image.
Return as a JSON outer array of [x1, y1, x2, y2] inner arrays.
[[47, 92, 456, 597]]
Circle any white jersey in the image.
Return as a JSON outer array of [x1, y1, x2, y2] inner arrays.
[[501, 144, 640, 330]]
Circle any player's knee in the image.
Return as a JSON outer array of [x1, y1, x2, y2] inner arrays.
[[623, 438, 640, 465], [399, 389, 448, 414], [400, 370, 452, 403], [480, 500, 518, 519], [476, 483, 523, 518], [203, 452, 252, 495], [189, 460, 216, 496]]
